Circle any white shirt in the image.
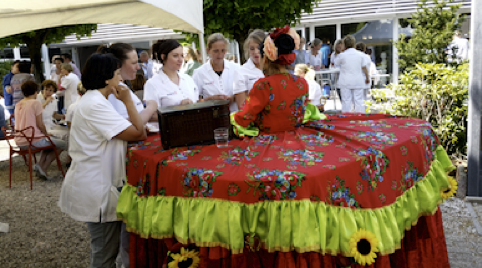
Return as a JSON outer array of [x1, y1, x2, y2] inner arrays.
[[144, 68, 199, 109], [232, 58, 264, 95], [60, 72, 80, 111], [335, 48, 370, 90], [448, 36, 469, 62], [192, 59, 240, 112], [140, 59, 154, 79], [58, 90, 132, 223], [65, 97, 81, 123], [36, 93, 58, 131], [108, 82, 145, 119], [308, 80, 323, 106], [50, 72, 60, 83], [309, 52, 322, 68]]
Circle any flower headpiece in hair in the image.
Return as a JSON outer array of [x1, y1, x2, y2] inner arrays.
[[263, 36, 278, 62]]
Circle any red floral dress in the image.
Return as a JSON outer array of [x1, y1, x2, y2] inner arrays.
[[234, 73, 309, 133]]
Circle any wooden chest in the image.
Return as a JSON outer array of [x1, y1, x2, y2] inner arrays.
[[157, 100, 231, 150]]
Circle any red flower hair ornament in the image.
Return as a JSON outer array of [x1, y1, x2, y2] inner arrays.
[[260, 25, 296, 65]]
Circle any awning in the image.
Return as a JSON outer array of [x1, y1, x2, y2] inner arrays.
[[0, 0, 204, 38]]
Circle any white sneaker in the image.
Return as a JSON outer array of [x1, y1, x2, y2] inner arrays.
[[35, 164, 52, 180]]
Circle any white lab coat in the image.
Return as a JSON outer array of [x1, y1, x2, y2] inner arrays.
[[144, 68, 199, 109], [192, 59, 240, 112], [58, 90, 132, 223]]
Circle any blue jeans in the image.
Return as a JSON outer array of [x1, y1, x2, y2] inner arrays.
[[19, 137, 67, 152]]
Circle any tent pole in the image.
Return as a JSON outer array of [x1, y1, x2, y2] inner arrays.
[[467, 1, 482, 197], [199, 33, 207, 64]]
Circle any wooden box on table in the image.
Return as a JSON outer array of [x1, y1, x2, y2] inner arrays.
[[157, 100, 231, 150]]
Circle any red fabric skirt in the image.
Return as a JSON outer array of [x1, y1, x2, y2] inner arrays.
[[128, 208, 449, 268]]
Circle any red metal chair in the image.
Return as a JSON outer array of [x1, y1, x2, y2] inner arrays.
[[1, 126, 65, 190]]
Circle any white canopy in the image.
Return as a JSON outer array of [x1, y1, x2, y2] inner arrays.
[[0, 0, 204, 38]]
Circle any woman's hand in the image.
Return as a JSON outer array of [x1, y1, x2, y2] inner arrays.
[[113, 84, 132, 103], [45, 96, 53, 104], [180, 99, 193, 105]]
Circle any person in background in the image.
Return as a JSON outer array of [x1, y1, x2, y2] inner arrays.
[[192, 33, 240, 112], [295, 64, 324, 111], [335, 35, 370, 113], [50, 57, 64, 84], [196, 49, 203, 64], [15, 80, 67, 180], [61, 53, 81, 79], [65, 82, 86, 129], [144, 39, 199, 109], [97, 43, 158, 125], [37, 80, 65, 132], [355, 42, 372, 101], [309, 38, 323, 70], [330, 39, 344, 102], [57, 63, 80, 112], [138, 51, 153, 79], [50, 55, 60, 75], [131, 73, 146, 102], [447, 30, 469, 63], [181, 45, 202, 76], [11, 61, 35, 109], [2, 60, 19, 115], [58, 53, 146, 268], [365, 48, 379, 88], [233, 29, 265, 108], [0, 103, 6, 138], [295, 37, 308, 65], [320, 38, 331, 68]]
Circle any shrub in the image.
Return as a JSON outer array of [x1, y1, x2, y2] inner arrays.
[[367, 63, 468, 158]]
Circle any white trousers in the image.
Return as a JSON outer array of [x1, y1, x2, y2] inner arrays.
[[341, 88, 366, 113]]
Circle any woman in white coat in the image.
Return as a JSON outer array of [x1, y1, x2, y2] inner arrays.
[[58, 53, 147, 268], [233, 29, 266, 109], [192, 33, 240, 112], [97, 43, 158, 124], [334, 35, 370, 113], [57, 63, 80, 112], [144, 39, 199, 108]]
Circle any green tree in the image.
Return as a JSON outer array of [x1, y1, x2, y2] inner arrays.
[[395, 0, 465, 71], [0, 25, 97, 83], [184, 0, 320, 63]]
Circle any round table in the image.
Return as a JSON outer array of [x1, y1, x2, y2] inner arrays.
[[117, 113, 453, 268]]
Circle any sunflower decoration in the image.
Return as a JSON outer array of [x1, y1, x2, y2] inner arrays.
[[167, 247, 200, 268], [441, 176, 458, 201], [349, 229, 379, 266]]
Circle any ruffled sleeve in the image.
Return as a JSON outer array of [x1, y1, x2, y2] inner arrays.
[[303, 103, 326, 124]]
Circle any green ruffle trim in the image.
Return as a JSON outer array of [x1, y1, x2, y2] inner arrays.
[[230, 103, 326, 137], [117, 145, 453, 256]]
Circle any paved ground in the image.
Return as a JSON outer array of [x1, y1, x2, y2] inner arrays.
[[1, 141, 481, 267]]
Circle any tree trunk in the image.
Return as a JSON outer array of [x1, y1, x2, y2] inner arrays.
[[23, 31, 47, 84], [28, 41, 45, 83]]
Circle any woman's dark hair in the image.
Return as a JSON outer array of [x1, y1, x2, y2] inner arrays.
[[18, 61, 31, 73], [54, 58, 64, 63], [81, 53, 122, 90], [131, 73, 146, 92], [21, 80, 39, 97], [152, 39, 181, 64], [97, 43, 135, 63]]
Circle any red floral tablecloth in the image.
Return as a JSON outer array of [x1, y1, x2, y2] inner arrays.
[[117, 113, 453, 268]]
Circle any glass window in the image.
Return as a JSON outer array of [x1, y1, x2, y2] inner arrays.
[[314, 25, 336, 66], [0, 48, 14, 59], [20, 46, 29, 58]]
